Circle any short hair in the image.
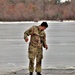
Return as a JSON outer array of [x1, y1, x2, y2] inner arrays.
[[41, 22, 48, 28]]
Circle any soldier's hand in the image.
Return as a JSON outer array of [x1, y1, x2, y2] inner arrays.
[[25, 38, 29, 42], [45, 45, 48, 50]]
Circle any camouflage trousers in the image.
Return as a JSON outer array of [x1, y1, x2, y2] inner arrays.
[[28, 45, 43, 72]]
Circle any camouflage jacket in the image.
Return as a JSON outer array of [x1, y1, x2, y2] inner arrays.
[[24, 26, 47, 48]]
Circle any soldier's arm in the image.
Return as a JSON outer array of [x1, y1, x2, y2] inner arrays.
[[24, 26, 34, 42], [43, 32, 48, 49]]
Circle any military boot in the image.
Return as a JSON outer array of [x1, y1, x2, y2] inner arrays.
[[37, 72, 42, 75], [29, 72, 33, 75]]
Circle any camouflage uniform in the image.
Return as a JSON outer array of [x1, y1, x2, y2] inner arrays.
[[24, 26, 47, 72]]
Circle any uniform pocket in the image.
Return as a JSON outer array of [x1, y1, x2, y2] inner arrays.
[[28, 45, 34, 53], [28, 45, 36, 59]]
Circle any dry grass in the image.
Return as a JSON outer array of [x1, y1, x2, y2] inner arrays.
[[0, 0, 75, 21]]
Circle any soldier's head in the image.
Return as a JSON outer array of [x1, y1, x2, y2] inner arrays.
[[39, 22, 48, 31]]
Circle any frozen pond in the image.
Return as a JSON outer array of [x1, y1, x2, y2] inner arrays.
[[0, 21, 75, 74]]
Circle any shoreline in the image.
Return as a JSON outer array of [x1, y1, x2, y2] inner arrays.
[[0, 20, 75, 24], [2, 69, 75, 75], [1, 67, 75, 75]]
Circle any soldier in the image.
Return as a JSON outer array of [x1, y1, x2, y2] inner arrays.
[[24, 22, 48, 75]]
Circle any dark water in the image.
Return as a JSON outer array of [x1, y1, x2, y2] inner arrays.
[[0, 22, 75, 73]]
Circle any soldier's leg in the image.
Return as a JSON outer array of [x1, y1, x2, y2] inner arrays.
[[29, 58, 34, 72], [36, 48, 43, 72], [28, 46, 35, 72], [28, 45, 37, 72]]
